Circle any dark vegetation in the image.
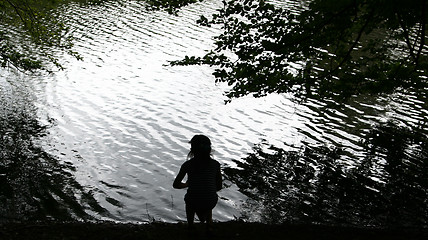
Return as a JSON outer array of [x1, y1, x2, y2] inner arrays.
[[224, 122, 428, 227], [0, 0, 82, 71], [171, 0, 427, 103]]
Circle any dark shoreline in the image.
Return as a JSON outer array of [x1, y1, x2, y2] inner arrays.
[[1, 221, 427, 240]]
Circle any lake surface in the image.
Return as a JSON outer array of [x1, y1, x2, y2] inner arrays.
[[1, 0, 427, 224]]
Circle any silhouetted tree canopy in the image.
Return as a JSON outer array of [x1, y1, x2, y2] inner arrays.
[[171, 0, 428, 102]]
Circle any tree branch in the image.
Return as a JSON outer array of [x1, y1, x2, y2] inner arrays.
[[322, 8, 374, 80], [415, 0, 426, 68], [5, 0, 27, 24], [397, 11, 417, 62]]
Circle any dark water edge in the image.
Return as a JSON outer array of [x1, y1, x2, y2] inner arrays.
[[224, 122, 428, 228], [0, 92, 109, 222], [1, 221, 427, 240]]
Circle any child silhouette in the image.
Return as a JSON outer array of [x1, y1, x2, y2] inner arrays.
[[173, 135, 222, 232]]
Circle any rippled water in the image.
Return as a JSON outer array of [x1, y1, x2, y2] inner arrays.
[[1, 0, 427, 223]]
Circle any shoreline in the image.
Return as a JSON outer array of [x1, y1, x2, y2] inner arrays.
[[1, 221, 427, 240]]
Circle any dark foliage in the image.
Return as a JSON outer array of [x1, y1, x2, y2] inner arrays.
[[224, 122, 428, 227], [0, 0, 81, 72], [171, 0, 428, 103]]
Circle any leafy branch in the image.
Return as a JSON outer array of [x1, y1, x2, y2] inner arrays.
[[0, 0, 80, 72], [170, 0, 428, 103]]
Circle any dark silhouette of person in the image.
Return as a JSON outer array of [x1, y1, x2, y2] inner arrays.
[[173, 135, 222, 233]]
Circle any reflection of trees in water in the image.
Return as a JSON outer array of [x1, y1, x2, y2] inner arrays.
[[224, 122, 428, 227], [0, 100, 107, 221]]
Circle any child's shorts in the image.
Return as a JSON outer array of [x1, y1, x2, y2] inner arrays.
[[184, 194, 218, 212]]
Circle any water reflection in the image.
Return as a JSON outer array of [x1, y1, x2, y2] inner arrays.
[[0, 80, 108, 221], [225, 122, 428, 227]]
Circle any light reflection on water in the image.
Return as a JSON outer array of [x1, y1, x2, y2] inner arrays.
[[35, 0, 294, 222], [1, 0, 427, 223]]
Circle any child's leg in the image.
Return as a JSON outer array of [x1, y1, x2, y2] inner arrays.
[[197, 211, 212, 225], [206, 210, 213, 224], [196, 210, 208, 223], [186, 205, 195, 227], [205, 210, 214, 235]]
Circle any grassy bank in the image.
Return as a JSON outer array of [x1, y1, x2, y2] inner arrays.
[[1, 221, 427, 240]]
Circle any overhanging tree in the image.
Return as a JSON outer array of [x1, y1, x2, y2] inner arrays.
[[0, 0, 202, 72], [171, 0, 428, 102], [0, 0, 80, 72]]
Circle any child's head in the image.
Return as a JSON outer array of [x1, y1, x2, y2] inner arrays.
[[188, 135, 212, 159]]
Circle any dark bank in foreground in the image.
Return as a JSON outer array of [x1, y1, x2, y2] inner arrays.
[[1, 221, 427, 240]]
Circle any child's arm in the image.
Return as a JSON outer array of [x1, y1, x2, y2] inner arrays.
[[173, 165, 188, 189], [216, 167, 223, 191]]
